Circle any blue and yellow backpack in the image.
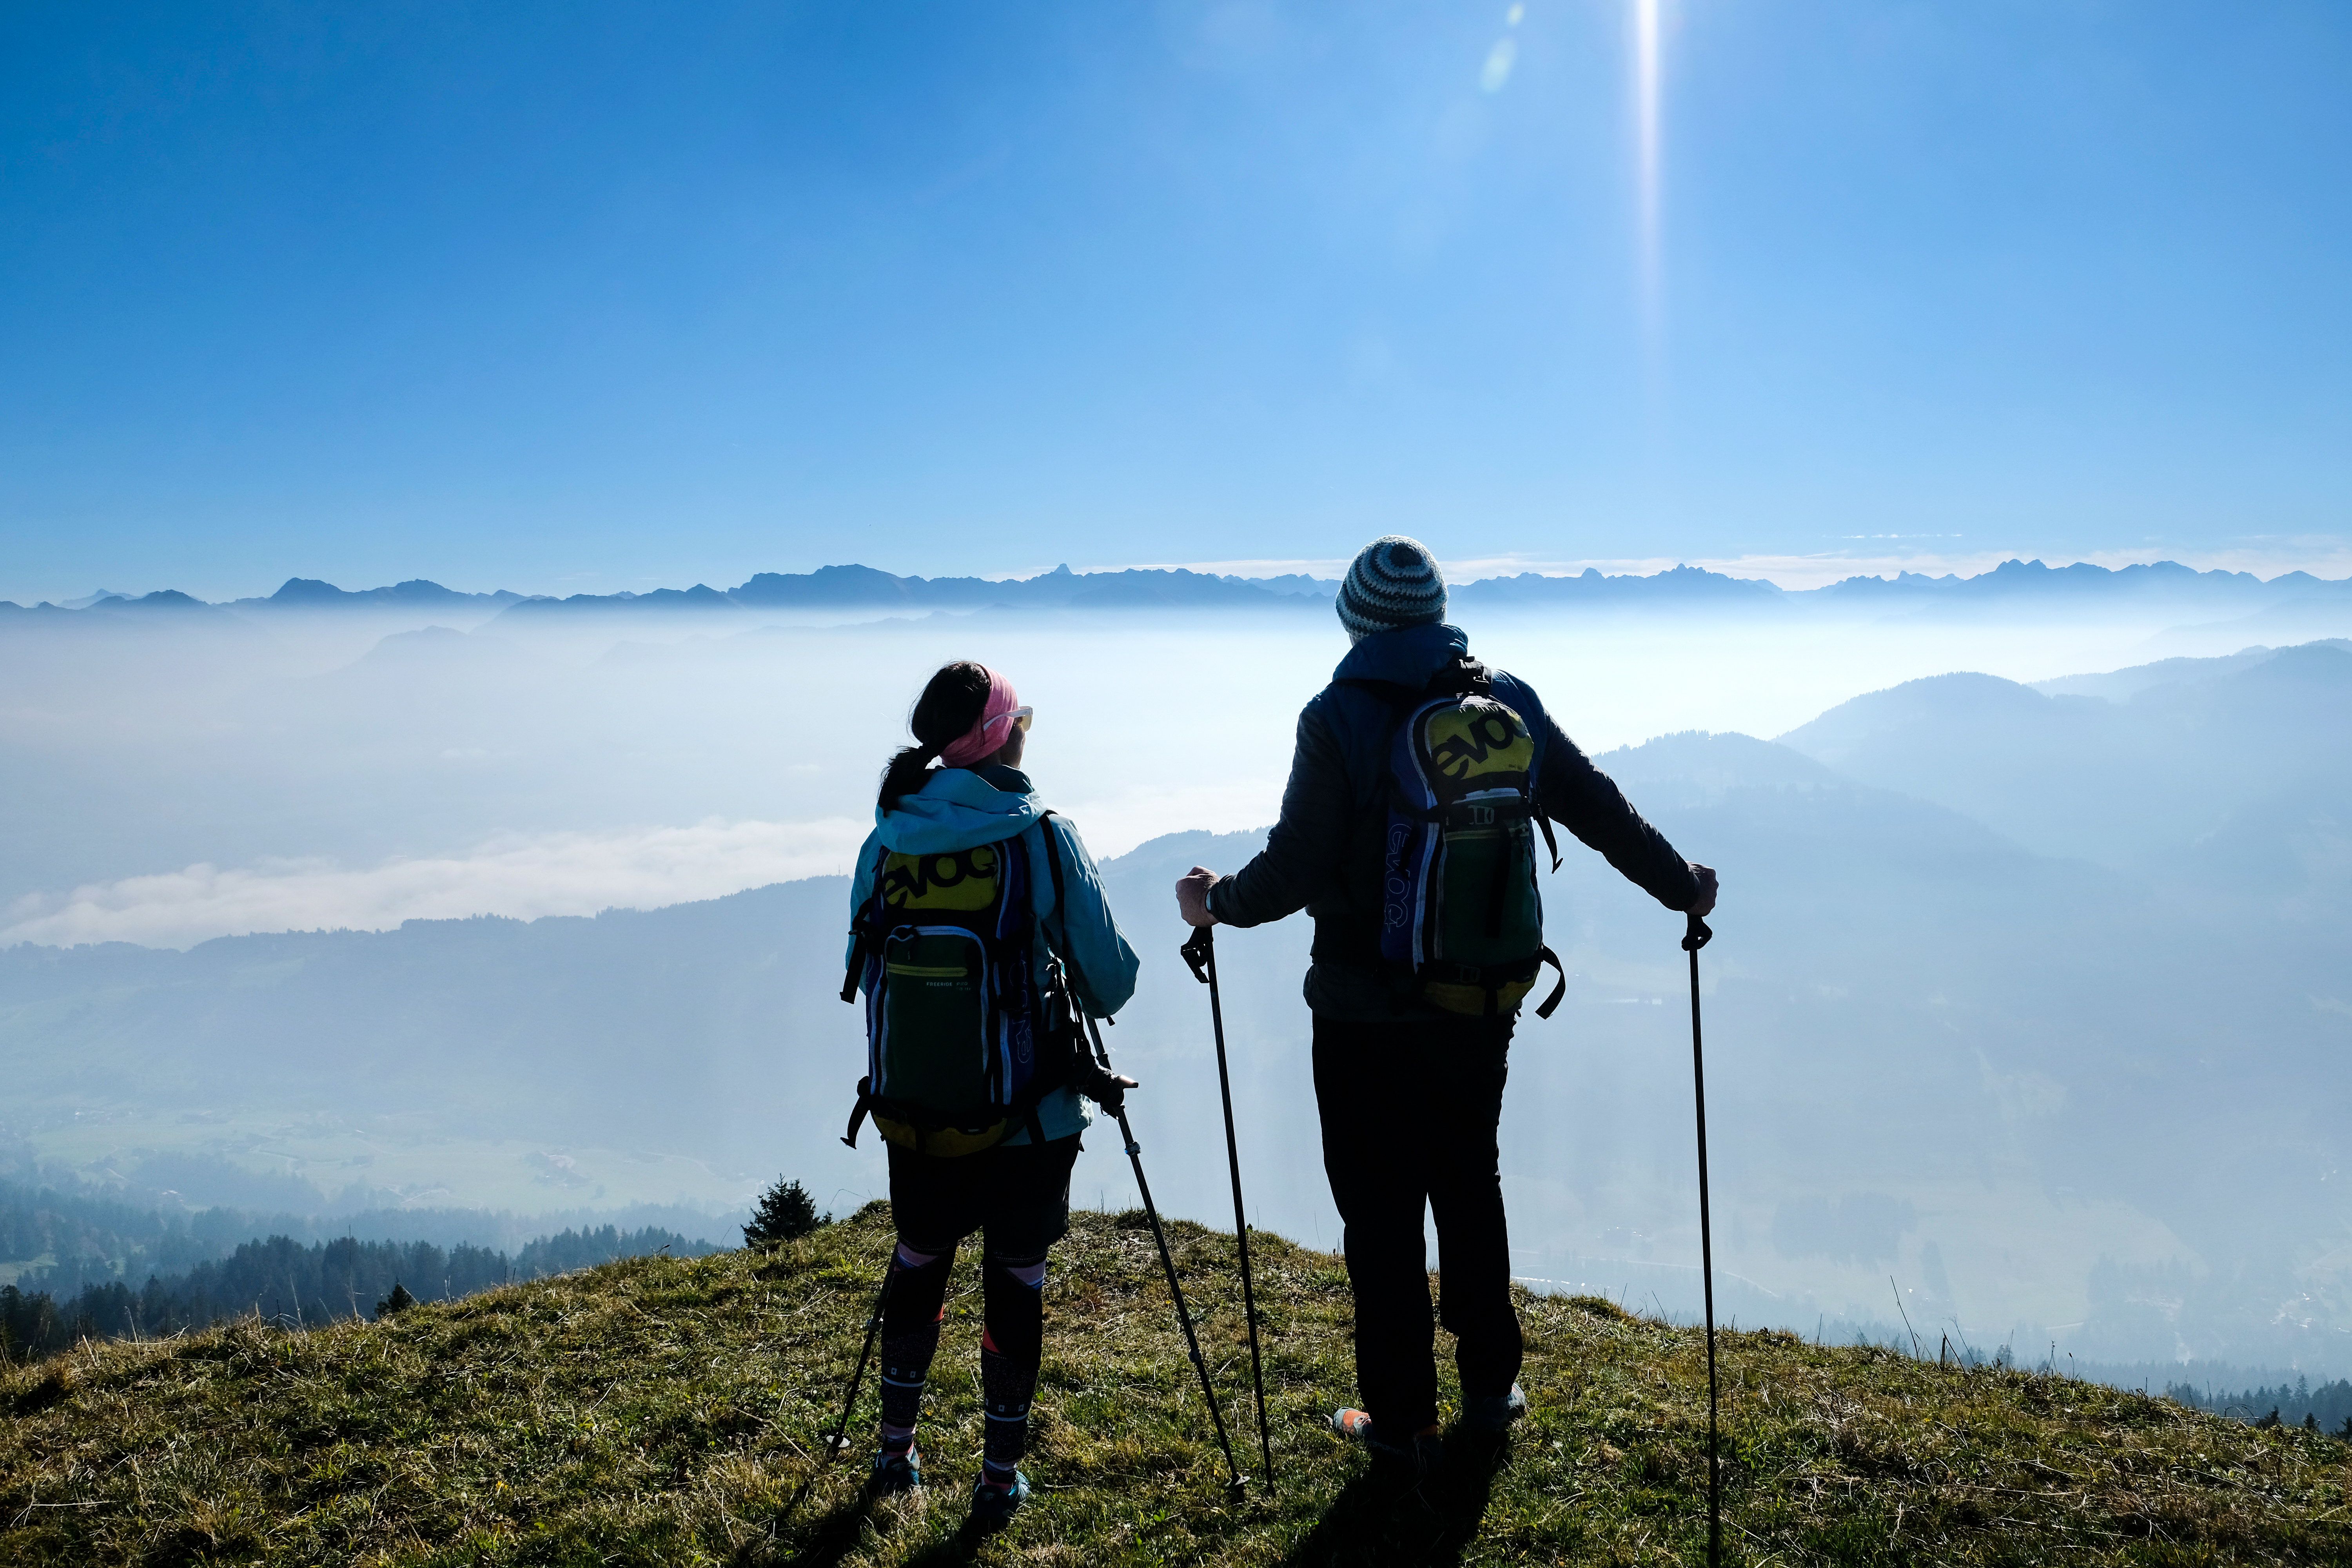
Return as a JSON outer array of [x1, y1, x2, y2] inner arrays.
[[1356, 657, 1568, 1019], [838, 822, 1083, 1156]]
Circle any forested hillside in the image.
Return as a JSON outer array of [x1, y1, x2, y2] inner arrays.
[[0, 1223, 711, 1361]]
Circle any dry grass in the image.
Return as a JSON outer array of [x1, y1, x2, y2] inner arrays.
[[1, 1203, 2345, 1565]]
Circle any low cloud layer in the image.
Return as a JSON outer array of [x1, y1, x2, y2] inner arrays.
[[0, 819, 869, 950]]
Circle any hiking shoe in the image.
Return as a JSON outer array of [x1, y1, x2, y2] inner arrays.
[[969, 1470, 1029, 1531], [868, 1448, 923, 1496], [1462, 1383, 1527, 1433], [1332, 1407, 1444, 1483]]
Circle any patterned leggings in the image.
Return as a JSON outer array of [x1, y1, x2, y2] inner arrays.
[[877, 1240, 1047, 1483]]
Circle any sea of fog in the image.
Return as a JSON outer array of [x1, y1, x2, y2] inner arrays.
[[0, 604, 2276, 946]]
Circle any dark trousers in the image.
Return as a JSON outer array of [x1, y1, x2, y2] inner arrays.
[[882, 1134, 1080, 1355], [1313, 1014, 1521, 1436]]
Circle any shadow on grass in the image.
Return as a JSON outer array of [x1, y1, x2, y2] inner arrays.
[[896, 1519, 996, 1568], [1280, 1432, 1510, 1567], [778, 1488, 878, 1568], [782, 1488, 998, 1568]]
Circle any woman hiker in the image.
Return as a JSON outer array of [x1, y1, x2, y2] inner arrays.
[[839, 660, 1139, 1530]]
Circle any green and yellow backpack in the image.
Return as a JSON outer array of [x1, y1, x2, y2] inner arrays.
[[838, 827, 1077, 1156]]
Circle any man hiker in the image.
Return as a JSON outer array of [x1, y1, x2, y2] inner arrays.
[[1174, 535, 1718, 1483]]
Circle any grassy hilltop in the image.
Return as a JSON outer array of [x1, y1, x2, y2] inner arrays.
[[2, 1203, 2346, 1566]]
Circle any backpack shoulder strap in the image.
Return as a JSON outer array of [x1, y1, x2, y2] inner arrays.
[[1036, 811, 1068, 905], [839, 842, 890, 1004], [1034, 811, 1082, 990]]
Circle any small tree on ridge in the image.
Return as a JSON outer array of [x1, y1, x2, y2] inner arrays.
[[743, 1178, 828, 1249]]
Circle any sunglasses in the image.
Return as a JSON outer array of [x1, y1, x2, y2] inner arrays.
[[1007, 707, 1034, 733]]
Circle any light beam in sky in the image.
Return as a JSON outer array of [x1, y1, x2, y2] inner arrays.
[[1634, 0, 1664, 336]]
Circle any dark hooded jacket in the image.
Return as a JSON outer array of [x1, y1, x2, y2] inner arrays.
[[1205, 621, 1701, 1021]]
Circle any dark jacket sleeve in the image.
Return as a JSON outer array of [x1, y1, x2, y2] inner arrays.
[[1537, 714, 1702, 911], [1207, 703, 1352, 928]]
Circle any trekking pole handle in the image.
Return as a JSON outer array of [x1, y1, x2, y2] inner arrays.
[[1682, 912, 1713, 953], [1181, 924, 1214, 983]]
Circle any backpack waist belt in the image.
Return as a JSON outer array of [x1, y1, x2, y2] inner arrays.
[[1411, 946, 1568, 1020], [842, 1075, 1053, 1158]]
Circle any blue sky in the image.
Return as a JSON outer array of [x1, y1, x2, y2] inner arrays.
[[3, 0, 2347, 600]]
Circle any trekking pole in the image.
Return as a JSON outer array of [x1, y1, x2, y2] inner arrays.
[[1180, 924, 1275, 1490], [1683, 911, 1721, 1568], [1083, 1012, 1248, 1497], [778, 1250, 896, 1527]]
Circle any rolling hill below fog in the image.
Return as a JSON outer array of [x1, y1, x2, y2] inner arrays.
[[1780, 640, 2352, 871], [4, 641, 2347, 1368]]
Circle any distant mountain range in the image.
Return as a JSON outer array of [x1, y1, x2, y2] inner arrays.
[[8, 557, 2350, 623]]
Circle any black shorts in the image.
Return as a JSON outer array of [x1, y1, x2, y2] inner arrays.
[[887, 1134, 1082, 1263]]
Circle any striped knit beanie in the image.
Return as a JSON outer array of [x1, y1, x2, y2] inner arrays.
[[1336, 535, 1447, 641]]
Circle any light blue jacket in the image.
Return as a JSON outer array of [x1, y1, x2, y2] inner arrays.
[[846, 764, 1140, 1144]]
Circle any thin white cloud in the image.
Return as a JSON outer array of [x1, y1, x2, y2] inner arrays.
[[1480, 37, 1517, 93], [0, 819, 870, 951]]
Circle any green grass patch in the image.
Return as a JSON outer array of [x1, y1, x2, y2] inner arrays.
[[2, 1203, 2345, 1564]]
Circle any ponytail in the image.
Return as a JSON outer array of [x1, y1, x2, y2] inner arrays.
[[877, 743, 940, 813], [877, 661, 994, 812]]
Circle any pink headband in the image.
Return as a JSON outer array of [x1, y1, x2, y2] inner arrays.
[[937, 668, 1022, 768]]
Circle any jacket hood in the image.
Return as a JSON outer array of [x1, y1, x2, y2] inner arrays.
[[876, 766, 1041, 853], [1330, 621, 1470, 687]]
